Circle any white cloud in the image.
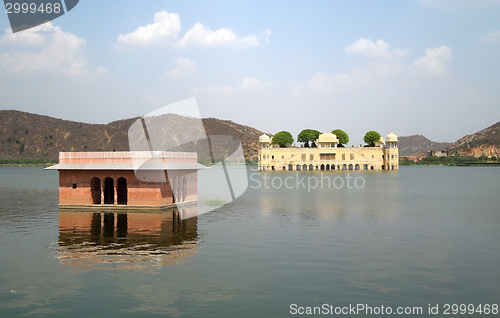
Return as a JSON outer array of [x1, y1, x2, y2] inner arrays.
[[410, 45, 453, 76], [176, 23, 237, 47], [299, 41, 452, 96], [176, 23, 269, 48], [0, 22, 88, 75], [239, 77, 271, 89], [116, 10, 270, 49], [198, 76, 271, 98], [304, 69, 375, 95], [478, 30, 500, 43], [199, 85, 233, 97], [0, 28, 45, 46], [97, 66, 110, 76], [117, 10, 181, 46], [261, 29, 271, 44], [306, 72, 336, 94], [162, 57, 196, 79], [345, 38, 409, 59]]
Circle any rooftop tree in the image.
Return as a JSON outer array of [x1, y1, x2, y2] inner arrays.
[[363, 131, 381, 147], [298, 129, 321, 148], [331, 129, 349, 147], [271, 131, 294, 148]]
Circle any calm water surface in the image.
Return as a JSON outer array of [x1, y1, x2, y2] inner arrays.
[[0, 166, 499, 317]]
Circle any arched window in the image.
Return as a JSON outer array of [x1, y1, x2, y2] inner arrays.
[[282, 166, 286, 170], [289, 164, 293, 170], [363, 164, 368, 170], [302, 164, 307, 171], [104, 177, 114, 205], [296, 165, 301, 171], [355, 164, 360, 170], [309, 164, 314, 171], [320, 164, 325, 170], [326, 164, 330, 170], [90, 177, 101, 205], [342, 164, 347, 170], [117, 177, 127, 205], [348, 164, 353, 170]]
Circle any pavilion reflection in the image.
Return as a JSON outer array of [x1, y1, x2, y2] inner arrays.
[[58, 206, 198, 271]]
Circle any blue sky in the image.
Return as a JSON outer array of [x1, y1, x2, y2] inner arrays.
[[1, 0, 500, 145]]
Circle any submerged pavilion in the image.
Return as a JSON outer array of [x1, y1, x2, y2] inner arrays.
[[46, 151, 205, 209]]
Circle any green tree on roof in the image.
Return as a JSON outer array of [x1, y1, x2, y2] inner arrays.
[[331, 129, 349, 147], [298, 129, 321, 148], [271, 131, 294, 148], [363, 131, 381, 147]]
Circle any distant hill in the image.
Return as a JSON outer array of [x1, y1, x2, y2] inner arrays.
[[0, 110, 265, 162], [3, 109, 498, 162], [398, 121, 500, 158], [447, 121, 500, 158], [398, 135, 452, 156]]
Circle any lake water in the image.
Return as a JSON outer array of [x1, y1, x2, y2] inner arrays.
[[0, 166, 499, 317]]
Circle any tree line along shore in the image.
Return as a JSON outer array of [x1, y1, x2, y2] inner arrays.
[[400, 155, 500, 166]]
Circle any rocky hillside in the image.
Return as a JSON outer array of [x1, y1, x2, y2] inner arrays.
[[0, 110, 265, 162], [398, 135, 452, 156], [447, 121, 500, 157]]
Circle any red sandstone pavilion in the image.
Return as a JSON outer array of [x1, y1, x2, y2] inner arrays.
[[46, 151, 205, 209]]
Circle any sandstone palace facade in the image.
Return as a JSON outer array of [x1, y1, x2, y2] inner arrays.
[[258, 132, 399, 171]]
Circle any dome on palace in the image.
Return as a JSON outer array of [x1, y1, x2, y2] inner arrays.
[[386, 131, 398, 142], [259, 134, 271, 143], [318, 132, 339, 143]]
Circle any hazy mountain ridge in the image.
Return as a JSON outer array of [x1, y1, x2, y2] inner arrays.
[[2, 110, 499, 161], [447, 121, 500, 157], [398, 135, 452, 156], [0, 110, 264, 162]]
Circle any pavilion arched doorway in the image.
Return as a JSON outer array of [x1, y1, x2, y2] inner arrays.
[[117, 177, 127, 205], [90, 177, 101, 205], [104, 177, 114, 205]]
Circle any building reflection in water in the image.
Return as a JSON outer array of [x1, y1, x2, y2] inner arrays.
[[58, 206, 198, 271]]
